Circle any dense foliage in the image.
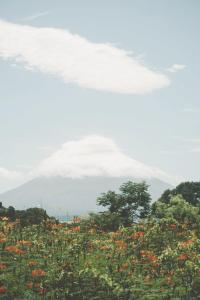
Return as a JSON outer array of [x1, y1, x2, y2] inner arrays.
[[1, 181, 200, 299], [88, 181, 151, 231], [155, 181, 200, 207], [0, 203, 53, 226]]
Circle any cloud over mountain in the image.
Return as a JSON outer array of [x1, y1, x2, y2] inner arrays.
[[0, 19, 169, 94], [33, 135, 178, 184]]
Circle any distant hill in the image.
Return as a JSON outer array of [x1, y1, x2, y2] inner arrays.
[[0, 176, 173, 216]]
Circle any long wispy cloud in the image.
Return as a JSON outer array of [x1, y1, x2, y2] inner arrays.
[[32, 135, 180, 184], [21, 11, 50, 22], [0, 19, 170, 94]]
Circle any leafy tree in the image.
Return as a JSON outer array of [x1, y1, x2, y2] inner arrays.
[[18, 207, 48, 227], [152, 195, 200, 224], [95, 181, 151, 229], [157, 181, 200, 207], [7, 206, 16, 221]]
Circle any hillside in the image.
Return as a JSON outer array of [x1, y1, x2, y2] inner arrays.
[[0, 176, 172, 216]]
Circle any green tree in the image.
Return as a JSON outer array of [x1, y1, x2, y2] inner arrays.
[[19, 207, 48, 227], [96, 181, 151, 229], [7, 206, 16, 221], [152, 195, 200, 224], [157, 181, 200, 207]]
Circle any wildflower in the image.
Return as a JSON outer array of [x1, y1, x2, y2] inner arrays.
[[100, 245, 110, 251], [31, 269, 46, 277], [0, 263, 7, 270], [148, 255, 158, 263], [72, 226, 80, 232], [28, 261, 37, 267], [26, 282, 33, 289], [5, 245, 26, 254], [131, 231, 145, 239], [115, 240, 127, 250], [15, 248, 26, 255], [169, 224, 176, 230], [17, 240, 32, 246], [39, 287, 47, 295], [121, 262, 129, 270], [140, 250, 150, 258], [196, 269, 200, 275], [166, 276, 173, 285], [179, 240, 193, 248], [0, 238, 6, 243], [0, 286, 7, 294], [177, 253, 188, 261]]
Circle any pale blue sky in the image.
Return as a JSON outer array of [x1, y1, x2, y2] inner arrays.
[[0, 0, 200, 191]]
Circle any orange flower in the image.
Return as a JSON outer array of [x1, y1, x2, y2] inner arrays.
[[196, 269, 200, 275], [26, 282, 33, 289], [15, 248, 26, 254], [5, 245, 18, 253], [180, 240, 193, 248], [169, 224, 176, 230], [5, 245, 26, 254], [17, 240, 32, 246], [28, 261, 37, 267], [100, 245, 110, 251], [0, 286, 7, 294], [72, 226, 80, 232], [115, 240, 127, 250], [140, 250, 150, 257], [148, 255, 158, 263], [0, 263, 7, 270], [140, 250, 158, 263], [31, 269, 46, 277], [131, 231, 145, 239], [38, 287, 47, 295], [0, 238, 6, 243], [166, 276, 173, 285], [177, 253, 188, 261], [121, 262, 129, 270]]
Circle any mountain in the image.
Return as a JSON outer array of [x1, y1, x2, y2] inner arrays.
[[0, 176, 173, 216]]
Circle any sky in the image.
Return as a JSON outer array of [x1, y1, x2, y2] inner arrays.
[[0, 0, 200, 192]]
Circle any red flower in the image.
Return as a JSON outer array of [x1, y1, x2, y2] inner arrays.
[[169, 224, 176, 230], [177, 253, 188, 261], [131, 231, 145, 239], [0, 286, 7, 294], [196, 269, 200, 275], [0, 263, 7, 270], [31, 269, 46, 277]]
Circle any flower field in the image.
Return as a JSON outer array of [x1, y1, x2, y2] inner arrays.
[[1, 217, 200, 299]]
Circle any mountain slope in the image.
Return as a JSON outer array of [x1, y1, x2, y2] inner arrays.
[[0, 176, 172, 216]]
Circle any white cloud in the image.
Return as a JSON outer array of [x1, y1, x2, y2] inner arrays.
[[0, 19, 170, 94], [32, 135, 179, 184], [21, 11, 50, 22], [167, 64, 186, 73], [0, 167, 21, 181]]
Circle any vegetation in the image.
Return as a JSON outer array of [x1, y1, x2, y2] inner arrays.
[[0, 203, 55, 227], [155, 181, 200, 207], [1, 181, 200, 299], [85, 181, 151, 231]]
